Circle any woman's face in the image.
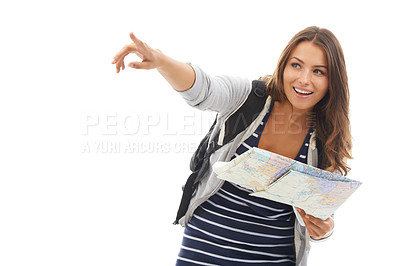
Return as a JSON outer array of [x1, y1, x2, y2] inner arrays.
[[283, 41, 329, 112]]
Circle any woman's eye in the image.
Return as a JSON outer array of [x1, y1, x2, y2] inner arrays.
[[291, 63, 300, 68], [314, 69, 325, 75]]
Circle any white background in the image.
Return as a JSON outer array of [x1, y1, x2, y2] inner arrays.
[[1, 0, 399, 265]]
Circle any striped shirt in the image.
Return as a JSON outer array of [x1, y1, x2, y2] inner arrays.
[[177, 100, 312, 265]]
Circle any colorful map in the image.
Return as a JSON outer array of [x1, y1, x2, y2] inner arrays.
[[212, 147, 362, 220]]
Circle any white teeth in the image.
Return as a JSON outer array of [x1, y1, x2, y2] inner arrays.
[[294, 87, 312, 95]]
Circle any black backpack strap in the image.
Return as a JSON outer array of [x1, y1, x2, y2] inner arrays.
[[316, 136, 323, 168], [219, 80, 268, 146], [173, 80, 268, 225]]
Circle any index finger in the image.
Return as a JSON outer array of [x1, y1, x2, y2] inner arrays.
[[129, 32, 139, 43], [129, 32, 146, 50]]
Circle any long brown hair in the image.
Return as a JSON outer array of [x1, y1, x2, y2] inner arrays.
[[263, 26, 352, 175]]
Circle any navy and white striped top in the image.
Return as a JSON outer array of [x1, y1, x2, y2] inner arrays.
[[177, 101, 312, 265]]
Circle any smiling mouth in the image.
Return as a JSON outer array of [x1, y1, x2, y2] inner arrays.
[[293, 87, 313, 95]]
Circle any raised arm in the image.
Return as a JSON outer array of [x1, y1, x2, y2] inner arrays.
[[112, 33, 251, 116], [111, 32, 195, 92]]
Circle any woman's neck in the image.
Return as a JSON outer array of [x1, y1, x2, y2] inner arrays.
[[271, 100, 311, 133]]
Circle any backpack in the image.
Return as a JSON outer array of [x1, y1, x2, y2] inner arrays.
[[173, 80, 269, 224]]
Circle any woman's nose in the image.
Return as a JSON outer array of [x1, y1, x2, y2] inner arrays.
[[298, 70, 311, 85]]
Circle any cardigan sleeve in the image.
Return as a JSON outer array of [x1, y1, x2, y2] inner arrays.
[[176, 64, 252, 116]]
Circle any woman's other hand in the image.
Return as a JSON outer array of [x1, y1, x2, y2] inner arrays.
[[111, 32, 165, 73], [296, 208, 334, 240]]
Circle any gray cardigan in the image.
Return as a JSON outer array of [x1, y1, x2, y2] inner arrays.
[[177, 64, 331, 266]]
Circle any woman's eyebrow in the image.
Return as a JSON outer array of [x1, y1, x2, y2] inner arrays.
[[291, 56, 328, 69]]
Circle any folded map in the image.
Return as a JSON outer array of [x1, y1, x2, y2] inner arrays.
[[212, 147, 362, 220]]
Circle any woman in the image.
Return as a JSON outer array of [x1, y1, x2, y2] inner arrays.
[[112, 26, 352, 265]]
